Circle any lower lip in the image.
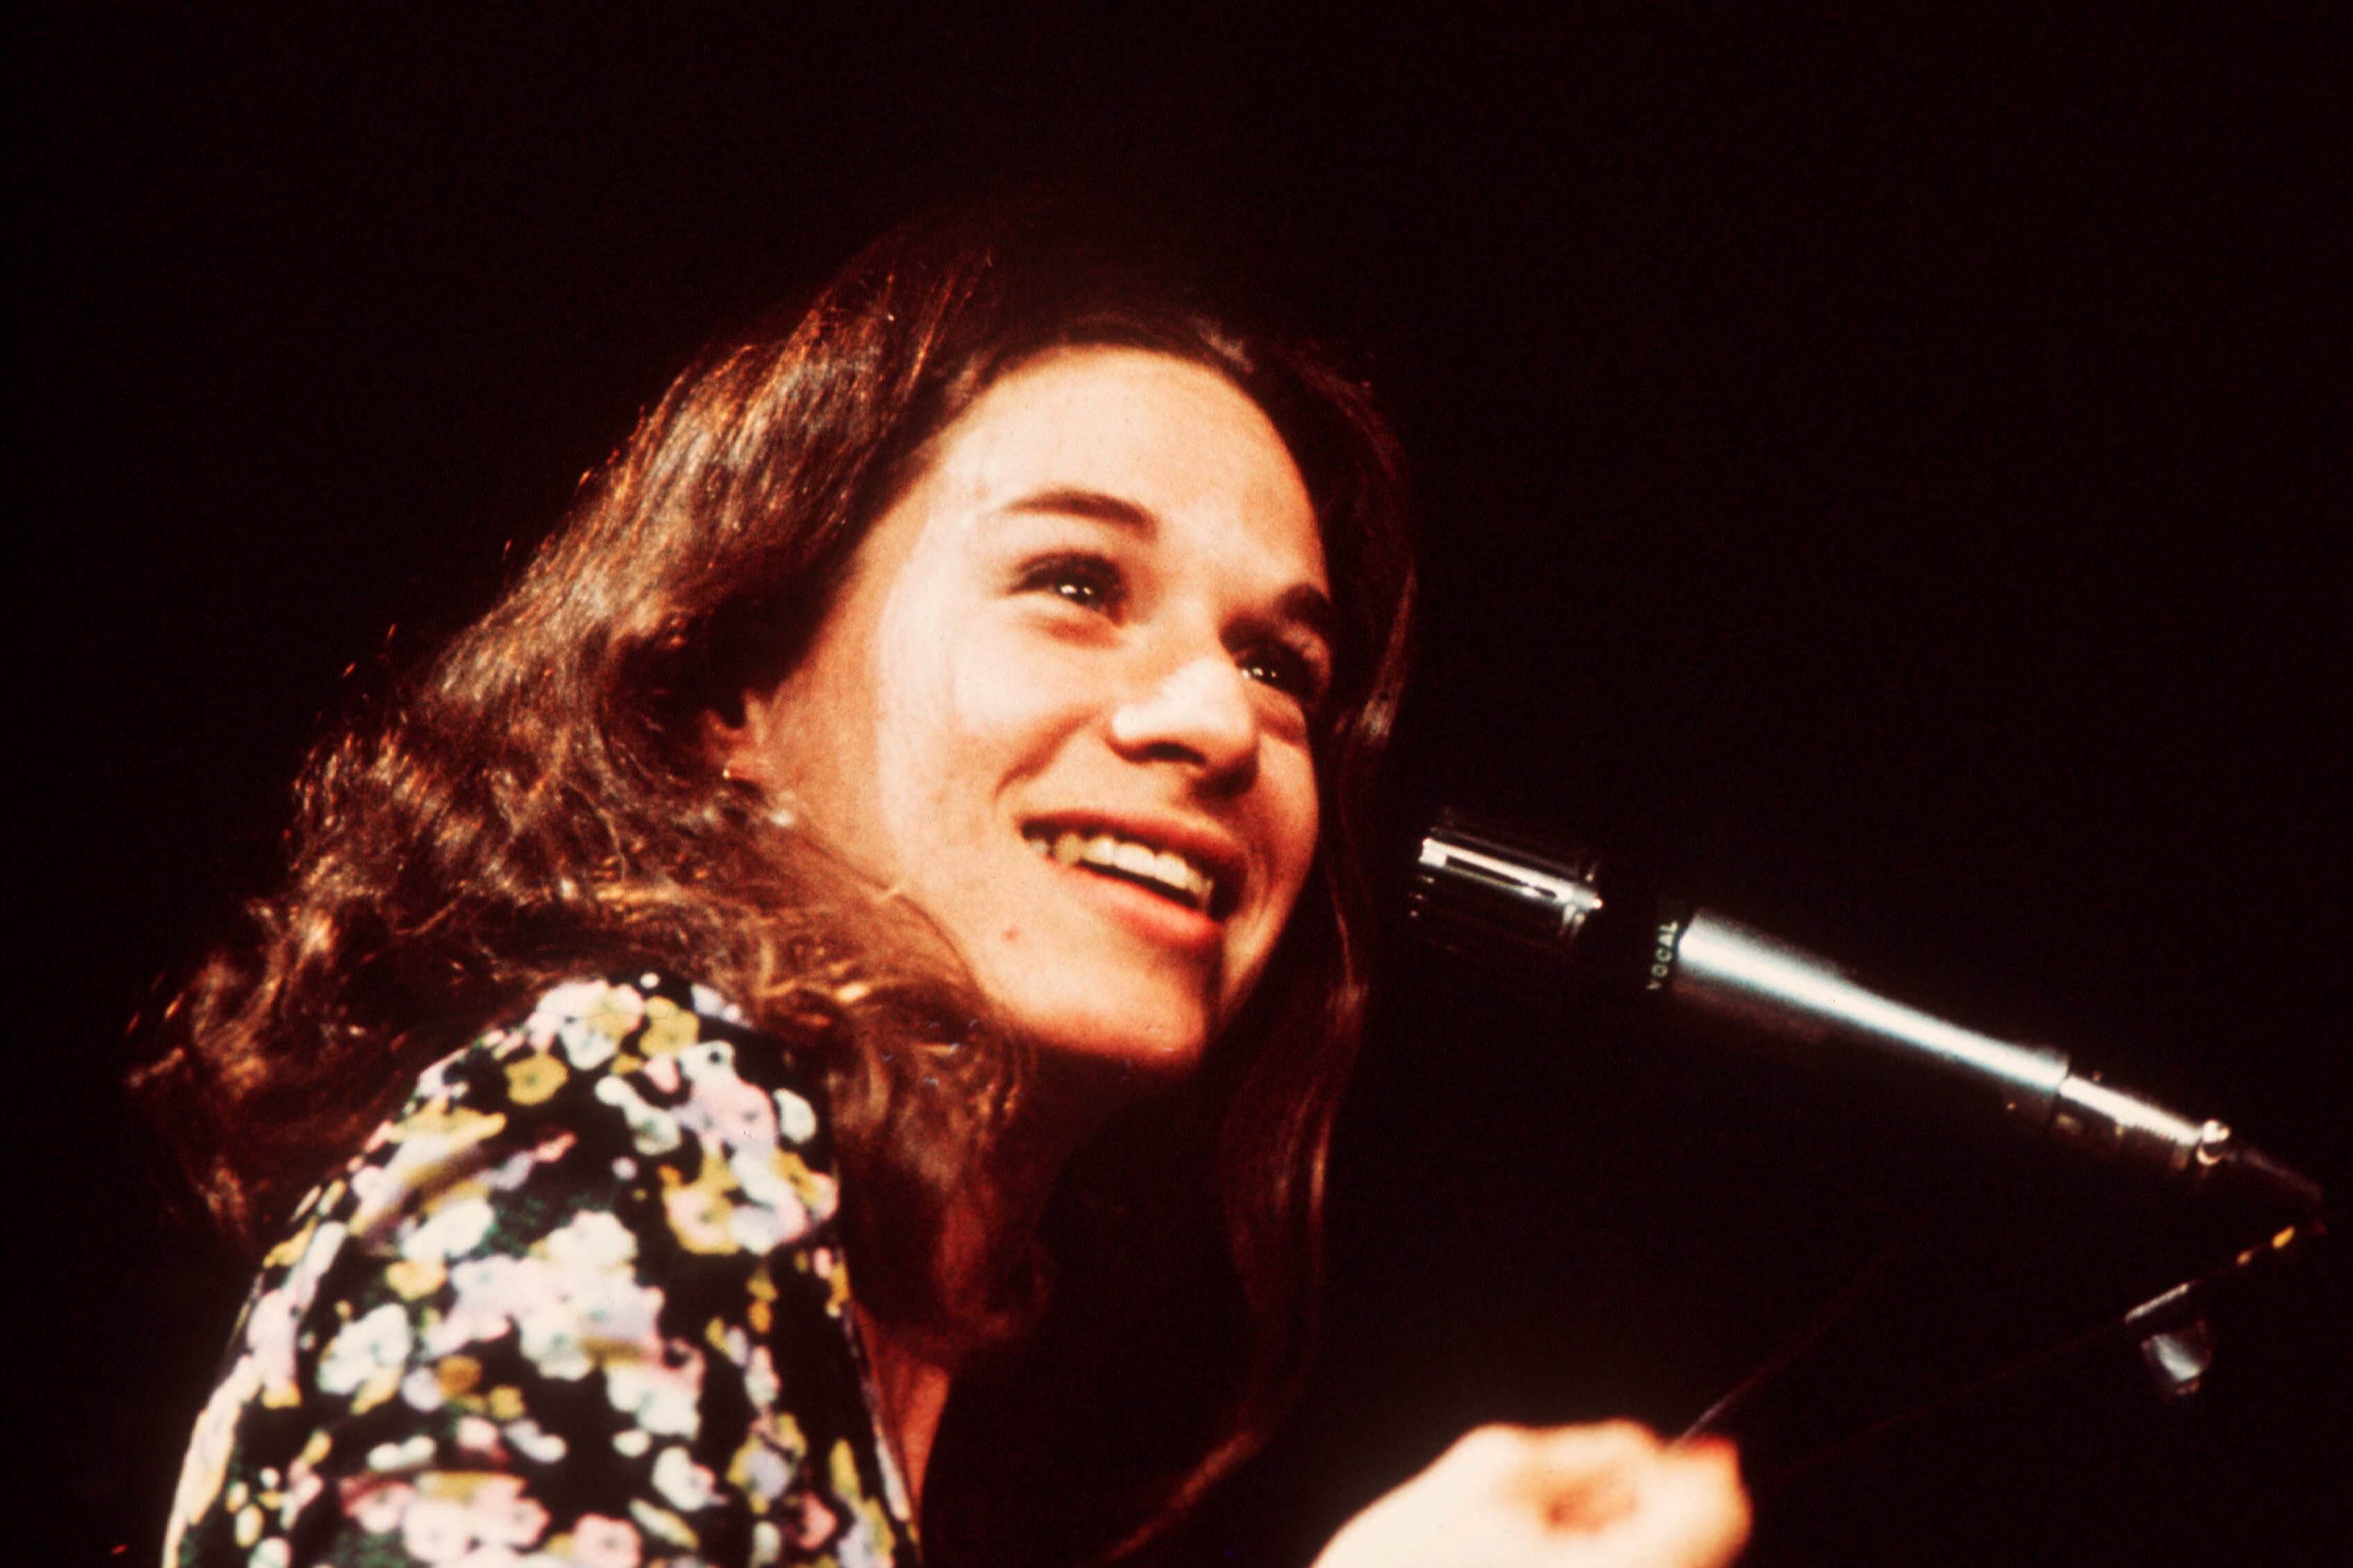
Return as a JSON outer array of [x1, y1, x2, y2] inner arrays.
[[1041, 856, 1225, 956]]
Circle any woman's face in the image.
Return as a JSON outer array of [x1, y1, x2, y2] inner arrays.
[[719, 347, 1332, 1077]]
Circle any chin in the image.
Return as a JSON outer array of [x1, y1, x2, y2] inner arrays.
[[1010, 983, 1214, 1080]]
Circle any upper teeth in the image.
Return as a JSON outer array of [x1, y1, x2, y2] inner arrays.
[[1027, 829, 1217, 908]]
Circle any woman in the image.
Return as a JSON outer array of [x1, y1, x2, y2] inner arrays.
[[143, 205, 1748, 1567]]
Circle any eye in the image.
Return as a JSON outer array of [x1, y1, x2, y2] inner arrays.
[[1017, 552, 1125, 615], [1237, 638, 1329, 712]]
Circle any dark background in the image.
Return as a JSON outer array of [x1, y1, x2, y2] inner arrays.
[[19, 5, 2347, 1562]]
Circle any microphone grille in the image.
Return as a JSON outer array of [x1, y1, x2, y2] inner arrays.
[[1408, 811, 1606, 972]]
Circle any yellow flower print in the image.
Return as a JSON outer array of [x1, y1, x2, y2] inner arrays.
[[436, 1355, 484, 1400], [584, 985, 647, 1046], [349, 1108, 509, 1232], [261, 1215, 319, 1272], [386, 1257, 446, 1299], [505, 1052, 568, 1105], [747, 1261, 777, 1334], [662, 1148, 744, 1256], [162, 973, 922, 1567], [641, 995, 702, 1057], [630, 1497, 700, 1550]]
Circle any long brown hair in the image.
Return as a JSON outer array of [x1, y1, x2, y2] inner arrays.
[[136, 200, 1416, 1559]]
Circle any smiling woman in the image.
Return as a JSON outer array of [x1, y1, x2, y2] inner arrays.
[[136, 204, 1744, 1567], [714, 349, 1330, 1082]]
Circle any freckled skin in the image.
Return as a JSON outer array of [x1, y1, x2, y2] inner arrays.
[[718, 349, 1328, 1076]]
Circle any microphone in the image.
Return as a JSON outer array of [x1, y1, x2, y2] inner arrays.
[[1408, 811, 2324, 1216]]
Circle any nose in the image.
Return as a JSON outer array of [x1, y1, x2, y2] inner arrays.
[[1107, 652, 1260, 790]]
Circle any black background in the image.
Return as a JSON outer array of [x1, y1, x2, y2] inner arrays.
[[19, 6, 2347, 1563]]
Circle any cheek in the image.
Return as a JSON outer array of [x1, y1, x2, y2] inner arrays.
[[943, 631, 1102, 764], [1258, 750, 1325, 921], [867, 622, 1097, 845]]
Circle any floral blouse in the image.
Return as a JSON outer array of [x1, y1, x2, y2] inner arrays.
[[163, 974, 918, 1567]]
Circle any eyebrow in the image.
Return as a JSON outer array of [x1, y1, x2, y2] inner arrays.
[[994, 486, 1159, 534], [1273, 582, 1337, 648], [997, 485, 1337, 646]]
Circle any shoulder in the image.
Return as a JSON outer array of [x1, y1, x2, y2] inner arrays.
[[428, 969, 829, 1152], [337, 970, 840, 1247], [164, 971, 917, 1567]]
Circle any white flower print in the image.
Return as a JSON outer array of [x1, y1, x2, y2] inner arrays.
[[606, 1354, 703, 1437], [161, 1354, 260, 1559], [399, 1495, 473, 1562], [593, 1075, 683, 1156], [317, 1303, 412, 1404], [403, 1194, 495, 1265], [773, 1088, 819, 1145], [543, 1209, 636, 1274], [160, 974, 919, 1567], [727, 1146, 822, 1235], [652, 1445, 717, 1512], [524, 978, 621, 1043]]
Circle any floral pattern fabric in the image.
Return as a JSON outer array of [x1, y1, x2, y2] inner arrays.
[[164, 974, 917, 1568]]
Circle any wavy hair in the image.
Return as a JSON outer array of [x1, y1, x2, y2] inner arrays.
[[135, 202, 1416, 1560]]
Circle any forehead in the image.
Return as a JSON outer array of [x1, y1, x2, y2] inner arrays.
[[914, 346, 1326, 583]]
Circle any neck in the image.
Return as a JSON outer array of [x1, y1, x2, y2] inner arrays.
[[855, 1303, 954, 1512], [1005, 1043, 1180, 1204]]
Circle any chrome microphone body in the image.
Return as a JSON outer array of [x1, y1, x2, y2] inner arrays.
[[1408, 812, 2320, 1213]]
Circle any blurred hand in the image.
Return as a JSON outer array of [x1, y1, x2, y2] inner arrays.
[[1313, 1421, 1750, 1568]]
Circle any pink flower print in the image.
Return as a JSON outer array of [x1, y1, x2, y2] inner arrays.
[[640, 1051, 682, 1093], [682, 1063, 777, 1149], [340, 1477, 418, 1534], [464, 1474, 549, 1548], [583, 984, 649, 1044], [278, 1459, 324, 1528], [568, 1514, 642, 1568], [791, 1488, 839, 1549]]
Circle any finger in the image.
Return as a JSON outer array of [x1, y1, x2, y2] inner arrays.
[[1518, 1420, 1662, 1471], [1430, 1412, 1656, 1525], [1589, 1438, 1751, 1568]]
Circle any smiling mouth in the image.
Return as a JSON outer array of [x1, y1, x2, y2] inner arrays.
[[1022, 827, 1222, 915]]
